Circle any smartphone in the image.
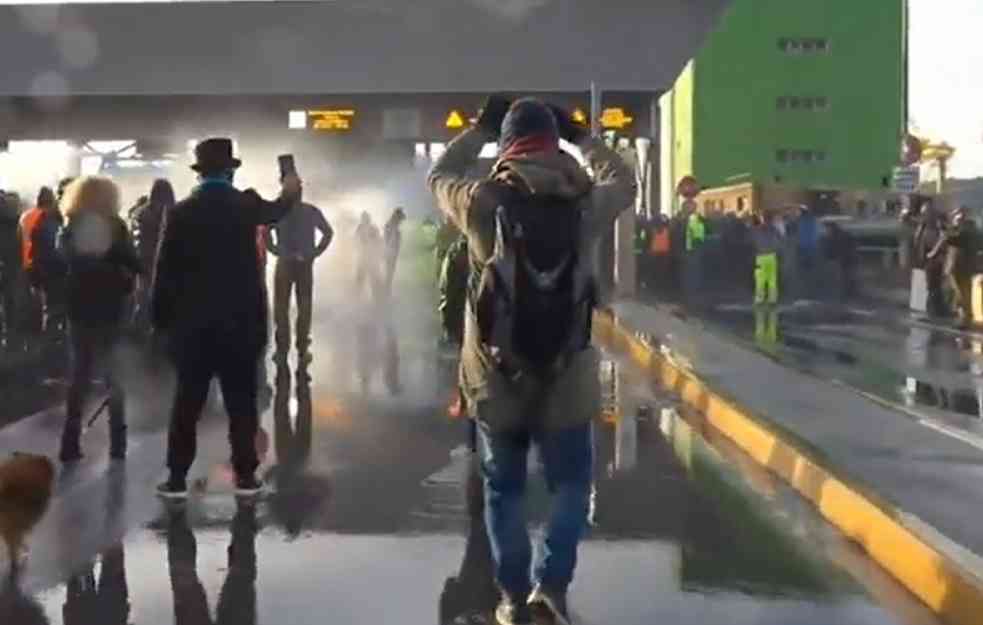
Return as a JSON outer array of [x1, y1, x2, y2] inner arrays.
[[278, 154, 297, 179]]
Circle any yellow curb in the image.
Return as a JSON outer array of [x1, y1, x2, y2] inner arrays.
[[594, 310, 983, 625]]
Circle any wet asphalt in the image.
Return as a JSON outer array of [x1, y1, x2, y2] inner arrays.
[[696, 297, 983, 429], [0, 288, 944, 625]]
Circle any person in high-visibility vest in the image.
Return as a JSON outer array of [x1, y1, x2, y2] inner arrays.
[[751, 213, 781, 305], [686, 210, 706, 251], [683, 208, 706, 299]]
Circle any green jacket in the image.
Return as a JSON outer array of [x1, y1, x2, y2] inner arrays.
[[427, 127, 635, 432]]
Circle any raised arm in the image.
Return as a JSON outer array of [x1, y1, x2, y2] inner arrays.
[[579, 137, 637, 238], [426, 127, 492, 233], [241, 174, 303, 226]]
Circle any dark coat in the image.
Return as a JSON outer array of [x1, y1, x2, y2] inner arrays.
[[58, 213, 141, 328], [131, 200, 169, 275], [151, 183, 292, 352], [0, 214, 19, 284]]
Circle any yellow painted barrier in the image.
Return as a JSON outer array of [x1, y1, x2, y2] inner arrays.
[[972, 274, 983, 325], [594, 311, 983, 625]]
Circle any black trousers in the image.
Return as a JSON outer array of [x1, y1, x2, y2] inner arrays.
[[273, 259, 313, 354], [167, 329, 262, 479], [926, 265, 947, 317]]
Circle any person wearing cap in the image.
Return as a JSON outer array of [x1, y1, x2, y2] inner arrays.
[[152, 137, 301, 499], [428, 96, 634, 625], [382, 206, 406, 296], [264, 175, 332, 366]]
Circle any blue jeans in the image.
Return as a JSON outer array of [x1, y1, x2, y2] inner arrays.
[[478, 422, 593, 599]]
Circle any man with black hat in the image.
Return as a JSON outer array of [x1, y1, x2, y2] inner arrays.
[[428, 96, 634, 625], [152, 137, 301, 498]]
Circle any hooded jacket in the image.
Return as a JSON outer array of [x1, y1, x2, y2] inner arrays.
[[427, 126, 634, 432]]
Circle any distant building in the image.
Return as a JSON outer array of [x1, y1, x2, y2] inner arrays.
[[660, 0, 906, 216]]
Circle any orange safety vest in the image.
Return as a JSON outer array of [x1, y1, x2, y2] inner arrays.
[[19, 207, 45, 272], [650, 227, 671, 255]]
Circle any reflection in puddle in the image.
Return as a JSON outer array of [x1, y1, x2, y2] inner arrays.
[[707, 304, 983, 420], [4, 353, 939, 625]]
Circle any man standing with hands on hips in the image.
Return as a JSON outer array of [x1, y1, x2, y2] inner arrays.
[[264, 172, 333, 367]]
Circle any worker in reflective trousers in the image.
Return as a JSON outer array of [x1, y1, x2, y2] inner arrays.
[[751, 213, 781, 305]]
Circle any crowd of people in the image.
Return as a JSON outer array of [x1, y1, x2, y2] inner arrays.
[[901, 199, 980, 324], [0, 138, 408, 494], [635, 203, 858, 305], [632, 195, 981, 325], [18, 97, 980, 625]]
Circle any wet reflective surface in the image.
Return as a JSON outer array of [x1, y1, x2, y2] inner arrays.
[[1, 291, 943, 625], [701, 299, 983, 426]]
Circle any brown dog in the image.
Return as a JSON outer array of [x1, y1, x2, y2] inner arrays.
[[0, 453, 55, 578]]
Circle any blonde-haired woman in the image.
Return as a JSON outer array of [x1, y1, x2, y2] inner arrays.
[[56, 176, 141, 462]]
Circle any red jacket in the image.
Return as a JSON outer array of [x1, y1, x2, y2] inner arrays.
[[18, 206, 45, 272]]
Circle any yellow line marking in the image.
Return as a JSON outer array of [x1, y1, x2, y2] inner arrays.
[[594, 311, 983, 625]]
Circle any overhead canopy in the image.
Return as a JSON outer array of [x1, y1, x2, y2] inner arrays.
[[0, 0, 732, 96]]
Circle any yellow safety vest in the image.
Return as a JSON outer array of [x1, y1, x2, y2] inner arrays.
[[686, 214, 705, 251]]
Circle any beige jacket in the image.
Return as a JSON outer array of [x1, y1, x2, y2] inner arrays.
[[427, 127, 635, 432]]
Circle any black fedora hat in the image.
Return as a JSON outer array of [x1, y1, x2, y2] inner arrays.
[[191, 138, 242, 173]]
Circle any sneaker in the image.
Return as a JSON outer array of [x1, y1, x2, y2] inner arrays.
[[495, 597, 532, 625], [528, 585, 571, 625], [156, 477, 189, 499], [235, 475, 266, 497]]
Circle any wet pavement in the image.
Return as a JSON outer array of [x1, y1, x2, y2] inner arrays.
[[0, 292, 945, 625], [692, 297, 983, 432]]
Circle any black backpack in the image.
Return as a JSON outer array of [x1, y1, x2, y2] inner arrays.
[[472, 185, 594, 376]]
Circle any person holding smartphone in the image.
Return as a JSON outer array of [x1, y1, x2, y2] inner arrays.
[[152, 138, 300, 498]]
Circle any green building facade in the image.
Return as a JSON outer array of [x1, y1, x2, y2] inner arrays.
[[660, 0, 906, 214]]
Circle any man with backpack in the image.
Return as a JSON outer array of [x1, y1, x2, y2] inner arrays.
[[428, 96, 634, 625]]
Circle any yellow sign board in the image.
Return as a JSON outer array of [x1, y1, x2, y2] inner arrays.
[[309, 109, 356, 131], [446, 110, 466, 129], [600, 107, 634, 130], [571, 108, 588, 125]]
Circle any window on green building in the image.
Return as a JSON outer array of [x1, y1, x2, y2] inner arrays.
[[776, 96, 829, 111], [776, 149, 829, 164], [778, 37, 831, 55]]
